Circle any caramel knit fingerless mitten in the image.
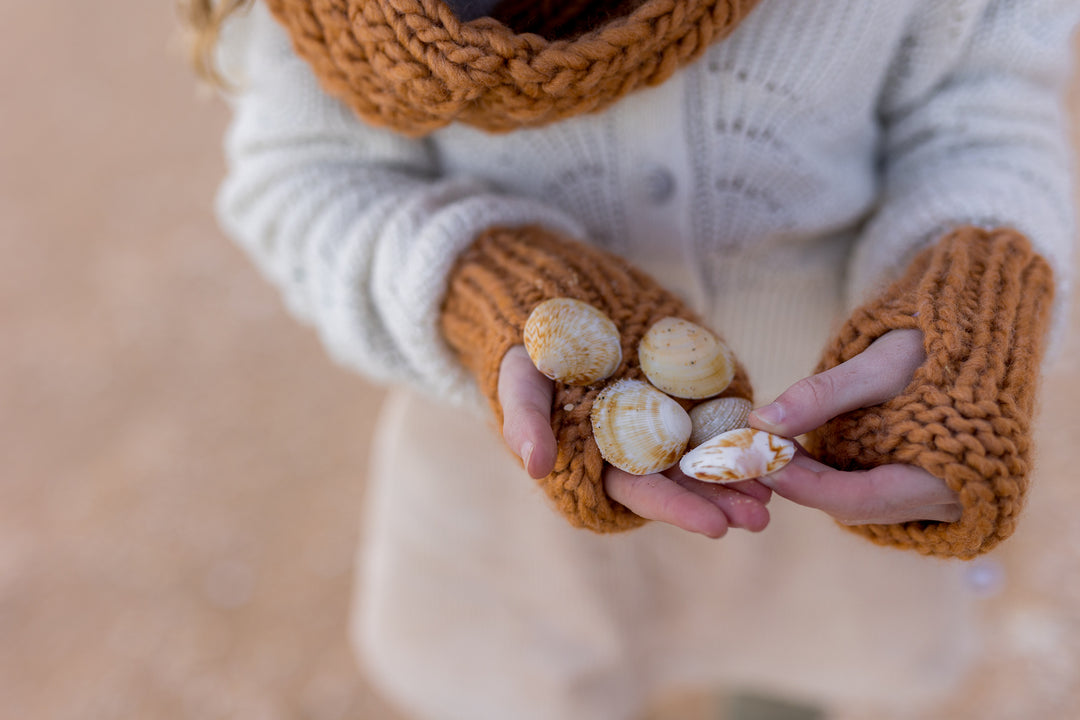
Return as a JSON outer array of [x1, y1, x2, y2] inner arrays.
[[808, 227, 1055, 559], [441, 225, 752, 533]]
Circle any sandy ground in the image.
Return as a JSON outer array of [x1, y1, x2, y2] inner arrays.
[[2, 3, 1080, 719]]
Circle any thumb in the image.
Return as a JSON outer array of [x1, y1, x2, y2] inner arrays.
[[498, 346, 557, 478], [749, 328, 924, 437]]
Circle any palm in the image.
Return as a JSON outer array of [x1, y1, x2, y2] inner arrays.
[[498, 346, 771, 537]]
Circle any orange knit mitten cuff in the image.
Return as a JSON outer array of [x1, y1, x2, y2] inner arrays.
[[441, 225, 752, 533], [807, 227, 1055, 559]]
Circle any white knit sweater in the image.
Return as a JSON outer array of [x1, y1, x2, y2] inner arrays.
[[216, 0, 1078, 406]]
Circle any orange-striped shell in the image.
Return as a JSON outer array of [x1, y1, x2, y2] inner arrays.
[[523, 298, 622, 386], [679, 428, 795, 483], [591, 379, 692, 476]]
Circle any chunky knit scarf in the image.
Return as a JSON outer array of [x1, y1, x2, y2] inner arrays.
[[263, 0, 761, 135]]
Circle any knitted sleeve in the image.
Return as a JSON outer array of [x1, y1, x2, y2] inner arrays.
[[807, 227, 1054, 559], [441, 225, 752, 533], [213, 3, 584, 404], [849, 0, 1077, 351]]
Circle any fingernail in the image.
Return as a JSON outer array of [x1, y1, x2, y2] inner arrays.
[[756, 464, 793, 489], [756, 473, 776, 489], [751, 402, 785, 430], [519, 441, 534, 470]]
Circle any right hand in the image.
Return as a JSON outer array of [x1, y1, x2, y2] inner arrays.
[[749, 329, 961, 525], [498, 346, 772, 538]]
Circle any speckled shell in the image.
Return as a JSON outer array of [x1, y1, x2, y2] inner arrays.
[[591, 379, 692, 476], [638, 317, 735, 399], [688, 397, 753, 449], [523, 298, 622, 386], [679, 428, 795, 483]]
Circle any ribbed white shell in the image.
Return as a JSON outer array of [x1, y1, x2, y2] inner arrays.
[[688, 397, 753, 449], [524, 298, 622, 386], [679, 428, 795, 483], [591, 379, 692, 476], [638, 317, 735, 399]]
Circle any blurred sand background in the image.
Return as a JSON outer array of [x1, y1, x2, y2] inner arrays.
[[2, 3, 1080, 719]]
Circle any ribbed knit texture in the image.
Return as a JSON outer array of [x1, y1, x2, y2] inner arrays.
[[218, 3, 1077, 410], [807, 227, 1054, 559], [441, 225, 752, 532], [262, 0, 760, 135]]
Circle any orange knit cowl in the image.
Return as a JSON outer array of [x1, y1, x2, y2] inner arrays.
[[263, 0, 761, 135]]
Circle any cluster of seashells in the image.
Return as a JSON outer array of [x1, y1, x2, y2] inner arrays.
[[523, 298, 794, 483]]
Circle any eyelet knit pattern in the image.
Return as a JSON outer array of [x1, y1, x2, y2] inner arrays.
[[441, 225, 752, 532], [262, 0, 760, 135], [807, 227, 1054, 559]]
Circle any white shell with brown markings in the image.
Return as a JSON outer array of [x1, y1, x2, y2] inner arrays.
[[638, 317, 735, 399], [679, 428, 795, 483], [688, 397, 753, 449], [591, 379, 692, 476], [523, 298, 622, 386]]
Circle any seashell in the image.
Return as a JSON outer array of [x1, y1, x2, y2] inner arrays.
[[524, 298, 622, 386], [688, 396, 753, 449], [679, 428, 795, 484], [638, 317, 735, 399], [591, 379, 692, 476]]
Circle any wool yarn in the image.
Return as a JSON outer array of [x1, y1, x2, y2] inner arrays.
[[440, 225, 752, 532], [263, 0, 760, 135], [808, 227, 1054, 559]]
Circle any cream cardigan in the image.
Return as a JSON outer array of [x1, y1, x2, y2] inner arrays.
[[212, 3, 1080, 716], [217, 0, 1078, 407]]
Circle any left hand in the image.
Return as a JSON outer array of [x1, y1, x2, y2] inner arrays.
[[748, 329, 961, 525], [499, 346, 771, 538]]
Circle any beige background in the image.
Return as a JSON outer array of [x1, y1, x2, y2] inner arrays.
[[2, 3, 1079, 719]]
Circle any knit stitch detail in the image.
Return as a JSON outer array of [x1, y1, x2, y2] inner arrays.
[[262, 0, 760, 135], [441, 225, 752, 532], [807, 227, 1054, 559]]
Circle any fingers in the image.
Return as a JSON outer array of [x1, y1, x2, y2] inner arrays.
[[670, 472, 772, 532], [501, 332, 946, 532], [750, 328, 925, 438], [604, 467, 731, 538], [604, 467, 772, 537], [759, 453, 961, 525], [499, 339, 780, 536], [743, 329, 953, 526], [498, 346, 557, 479]]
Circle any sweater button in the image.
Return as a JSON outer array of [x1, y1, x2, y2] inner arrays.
[[642, 166, 676, 204]]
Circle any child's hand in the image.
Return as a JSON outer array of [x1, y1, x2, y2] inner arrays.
[[748, 329, 961, 525], [499, 346, 772, 538]]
